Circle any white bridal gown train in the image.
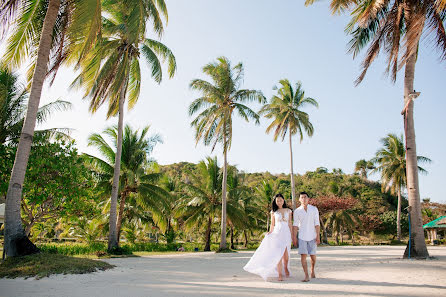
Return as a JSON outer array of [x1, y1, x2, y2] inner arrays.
[[243, 209, 292, 281]]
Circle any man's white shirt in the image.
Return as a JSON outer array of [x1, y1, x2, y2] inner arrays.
[[293, 204, 320, 241]]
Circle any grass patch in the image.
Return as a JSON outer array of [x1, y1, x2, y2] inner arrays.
[[0, 252, 114, 279]]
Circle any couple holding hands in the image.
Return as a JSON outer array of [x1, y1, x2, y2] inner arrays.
[[244, 192, 320, 282]]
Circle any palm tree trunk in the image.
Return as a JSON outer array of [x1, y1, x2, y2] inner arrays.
[[320, 218, 328, 244], [108, 82, 126, 252], [204, 217, 212, 251], [3, 0, 61, 257], [289, 126, 296, 209], [244, 230, 248, 248], [402, 35, 429, 259], [219, 137, 228, 250], [397, 187, 402, 241], [230, 225, 235, 249], [336, 224, 340, 245], [116, 191, 127, 244]]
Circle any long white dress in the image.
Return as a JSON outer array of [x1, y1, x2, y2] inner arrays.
[[243, 209, 292, 281]]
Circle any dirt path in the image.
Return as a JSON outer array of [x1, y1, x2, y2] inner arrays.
[[1, 246, 445, 296]]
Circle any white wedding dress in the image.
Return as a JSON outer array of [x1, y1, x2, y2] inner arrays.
[[243, 209, 292, 280]]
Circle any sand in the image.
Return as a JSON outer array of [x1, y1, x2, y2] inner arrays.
[[1, 245, 445, 297]]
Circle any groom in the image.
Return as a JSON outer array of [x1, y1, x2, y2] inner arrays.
[[293, 192, 320, 282]]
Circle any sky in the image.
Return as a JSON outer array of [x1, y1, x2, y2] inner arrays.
[[2, 0, 445, 202]]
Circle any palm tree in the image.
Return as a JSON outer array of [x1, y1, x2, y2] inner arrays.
[[0, 66, 71, 145], [307, 0, 446, 258], [354, 159, 375, 179], [226, 168, 250, 249], [188, 57, 264, 250], [73, 0, 176, 251], [158, 175, 181, 243], [260, 79, 318, 209], [1, 0, 101, 257], [84, 124, 168, 244], [177, 157, 222, 251], [325, 209, 361, 245], [371, 133, 431, 241], [254, 179, 280, 230]]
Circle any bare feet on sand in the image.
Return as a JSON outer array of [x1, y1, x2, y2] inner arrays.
[[278, 275, 284, 281], [311, 272, 316, 278], [301, 275, 310, 282], [285, 268, 290, 277]]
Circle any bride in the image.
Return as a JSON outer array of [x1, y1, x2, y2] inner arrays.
[[243, 193, 292, 281]]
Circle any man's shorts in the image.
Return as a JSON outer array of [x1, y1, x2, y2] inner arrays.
[[298, 239, 317, 255]]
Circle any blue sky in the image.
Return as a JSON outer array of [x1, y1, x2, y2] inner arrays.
[[4, 0, 445, 202]]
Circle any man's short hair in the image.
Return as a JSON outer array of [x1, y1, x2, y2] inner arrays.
[[299, 191, 309, 198]]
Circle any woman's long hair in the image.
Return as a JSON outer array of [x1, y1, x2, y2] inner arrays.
[[271, 193, 288, 212]]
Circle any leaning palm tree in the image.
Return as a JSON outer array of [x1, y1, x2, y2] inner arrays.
[[1, 0, 101, 257], [260, 79, 318, 209], [371, 133, 431, 241], [188, 57, 264, 250], [84, 124, 168, 244], [307, 0, 446, 258], [354, 159, 374, 179], [73, 0, 176, 251], [0, 66, 71, 145]]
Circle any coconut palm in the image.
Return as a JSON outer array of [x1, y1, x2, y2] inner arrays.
[[254, 179, 281, 230], [73, 0, 176, 251], [226, 168, 250, 249], [1, 0, 101, 257], [158, 175, 181, 243], [177, 157, 246, 251], [188, 57, 264, 250], [260, 79, 318, 209], [307, 0, 446, 258], [177, 157, 222, 251], [84, 124, 168, 244], [371, 133, 431, 241], [325, 209, 361, 245], [0, 66, 71, 145], [354, 159, 375, 179]]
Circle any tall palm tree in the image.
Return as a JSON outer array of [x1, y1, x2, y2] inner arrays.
[[73, 0, 176, 251], [354, 159, 374, 179], [371, 133, 431, 241], [84, 124, 168, 244], [188, 57, 264, 250], [260, 79, 318, 209], [307, 0, 446, 258], [0, 66, 71, 145], [1, 0, 101, 257]]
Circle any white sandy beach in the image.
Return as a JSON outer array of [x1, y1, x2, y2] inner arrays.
[[1, 246, 445, 297]]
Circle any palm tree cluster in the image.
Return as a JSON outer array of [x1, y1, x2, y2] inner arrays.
[[1, 0, 176, 256], [188, 58, 319, 249], [1, 0, 440, 260]]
